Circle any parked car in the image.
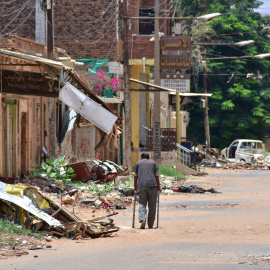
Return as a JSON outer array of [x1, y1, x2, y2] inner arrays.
[[220, 139, 269, 163]]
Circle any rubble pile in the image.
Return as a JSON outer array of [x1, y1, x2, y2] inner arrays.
[[18, 176, 72, 193], [195, 149, 270, 170], [0, 182, 119, 239], [67, 159, 129, 183], [0, 158, 135, 241]]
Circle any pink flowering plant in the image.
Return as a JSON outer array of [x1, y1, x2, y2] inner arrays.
[[86, 69, 119, 97]]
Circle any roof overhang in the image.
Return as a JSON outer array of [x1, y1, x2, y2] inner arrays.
[[0, 49, 63, 68], [0, 49, 112, 107], [0, 49, 119, 133], [129, 78, 212, 97]]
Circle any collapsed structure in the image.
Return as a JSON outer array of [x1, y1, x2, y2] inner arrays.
[[0, 182, 119, 238]]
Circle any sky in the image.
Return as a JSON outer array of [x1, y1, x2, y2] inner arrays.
[[255, 0, 270, 15]]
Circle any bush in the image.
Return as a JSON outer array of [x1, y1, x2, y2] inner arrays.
[[30, 155, 74, 183]]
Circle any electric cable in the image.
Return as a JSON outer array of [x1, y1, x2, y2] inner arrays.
[[55, 6, 117, 35], [0, 3, 22, 17], [0, 0, 16, 4], [195, 73, 270, 76], [0, 0, 34, 36], [105, 32, 117, 60], [56, 0, 114, 24], [2, 6, 35, 37], [128, 0, 169, 10], [56, 15, 118, 45], [128, 0, 173, 20]]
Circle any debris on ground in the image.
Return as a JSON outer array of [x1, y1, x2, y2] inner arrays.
[[194, 148, 270, 171], [17, 176, 72, 193], [0, 182, 119, 239], [157, 175, 220, 194], [0, 219, 47, 259], [67, 159, 129, 183], [176, 185, 220, 193]]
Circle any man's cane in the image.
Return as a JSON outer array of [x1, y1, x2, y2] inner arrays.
[[132, 191, 136, 228], [156, 191, 160, 228]]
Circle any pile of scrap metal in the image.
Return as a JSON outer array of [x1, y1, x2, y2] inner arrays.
[[67, 159, 129, 183], [0, 182, 119, 239]]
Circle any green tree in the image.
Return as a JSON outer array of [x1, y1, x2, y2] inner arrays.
[[178, 0, 270, 149]]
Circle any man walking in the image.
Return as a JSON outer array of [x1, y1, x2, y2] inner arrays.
[[133, 153, 161, 229]]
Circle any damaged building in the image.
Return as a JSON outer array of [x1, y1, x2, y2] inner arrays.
[[0, 35, 119, 178]]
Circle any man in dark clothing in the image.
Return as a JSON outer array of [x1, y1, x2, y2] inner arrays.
[[133, 153, 161, 229]]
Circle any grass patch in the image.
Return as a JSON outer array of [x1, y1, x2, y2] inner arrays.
[[0, 220, 44, 239], [0, 220, 45, 250], [158, 164, 186, 178]]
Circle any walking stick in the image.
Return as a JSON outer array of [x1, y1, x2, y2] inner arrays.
[[132, 191, 136, 228], [156, 191, 160, 228]]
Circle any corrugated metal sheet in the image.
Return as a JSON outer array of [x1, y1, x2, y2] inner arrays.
[[0, 190, 63, 227], [59, 82, 118, 134]]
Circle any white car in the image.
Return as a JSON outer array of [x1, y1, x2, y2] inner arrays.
[[220, 139, 269, 163]]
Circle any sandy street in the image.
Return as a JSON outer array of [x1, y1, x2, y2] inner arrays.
[[1, 168, 270, 270]]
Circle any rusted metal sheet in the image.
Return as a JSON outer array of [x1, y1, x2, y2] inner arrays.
[[0, 177, 15, 184], [68, 161, 92, 182]]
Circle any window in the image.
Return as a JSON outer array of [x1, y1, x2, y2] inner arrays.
[[257, 142, 263, 149], [232, 141, 239, 147], [139, 7, 154, 35], [246, 142, 252, 150], [251, 142, 256, 149], [240, 142, 246, 148]]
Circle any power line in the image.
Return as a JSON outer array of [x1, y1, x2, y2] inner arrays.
[[128, 0, 171, 10], [0, 0, 17, 4], [55, 6, 117, 35], [0, 3, 22, 17], [0, 0, 34, 36], [105, 32, 117, 60], [56, 0, 115, 24]]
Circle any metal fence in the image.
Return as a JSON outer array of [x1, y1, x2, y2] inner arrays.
[[141, 127, 195, 168], [176, 143, 193, 167]]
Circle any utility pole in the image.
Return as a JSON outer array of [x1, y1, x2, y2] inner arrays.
[[122, 0, 132, 171], [47, 0, 54, 59], [174, 24, 182, 162], [153, 0, 161, 163], [46, 0, 56, 158], [202, 40, 210, 149]]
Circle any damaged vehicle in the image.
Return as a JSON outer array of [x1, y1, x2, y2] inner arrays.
[[221, 139, 270, 163]]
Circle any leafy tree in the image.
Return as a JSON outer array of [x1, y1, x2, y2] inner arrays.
[[177, 0, 270, 149]]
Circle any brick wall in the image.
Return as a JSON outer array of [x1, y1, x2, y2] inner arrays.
[[0, 0, 171, 61], [128, 0, 171, 59]]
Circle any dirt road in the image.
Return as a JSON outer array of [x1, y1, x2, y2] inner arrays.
[[1, 168, 270, 269]]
